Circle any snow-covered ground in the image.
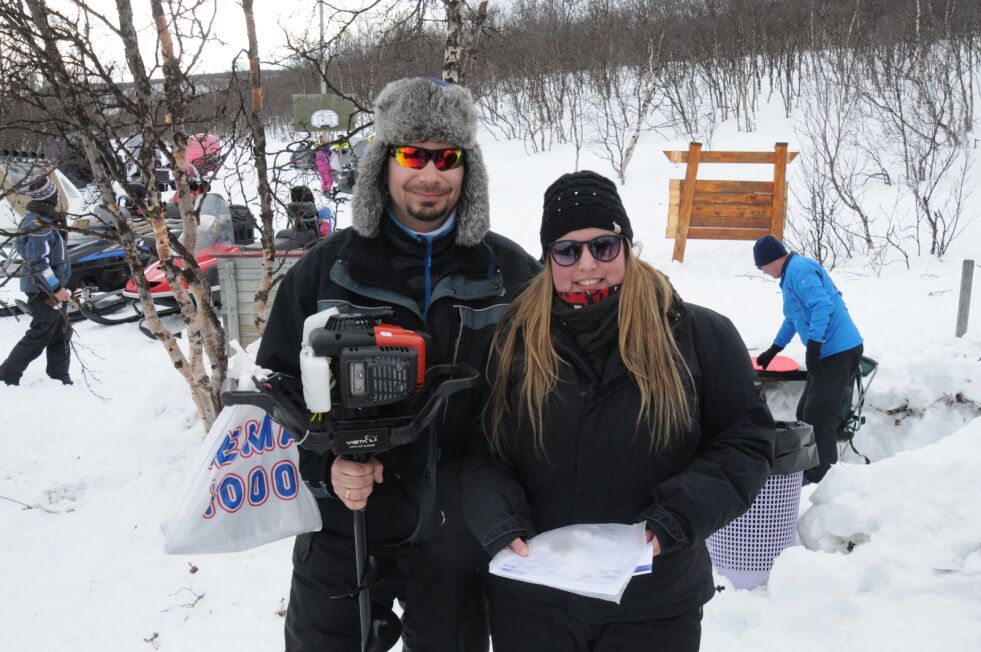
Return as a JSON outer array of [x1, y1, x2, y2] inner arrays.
[[2, 98, 980, 650]]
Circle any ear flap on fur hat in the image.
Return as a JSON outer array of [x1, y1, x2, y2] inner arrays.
[[351, 142, 390, 239], [454, 143, 489, 246], [351, 77, 490, 247]]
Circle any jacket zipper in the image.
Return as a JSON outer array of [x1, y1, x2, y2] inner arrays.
[[422, 237, 433, 320]]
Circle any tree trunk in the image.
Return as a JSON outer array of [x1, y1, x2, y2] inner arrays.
[[151, 0, 223, 426], [443, 0, 465, 83], [241, 0, 277, 337], [619, 38, 663, 182]]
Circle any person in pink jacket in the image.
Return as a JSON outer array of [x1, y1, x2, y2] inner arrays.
[[315, 137, 334, 195]]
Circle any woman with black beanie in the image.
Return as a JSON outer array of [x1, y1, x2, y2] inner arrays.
[[462, 170, 775, 651]]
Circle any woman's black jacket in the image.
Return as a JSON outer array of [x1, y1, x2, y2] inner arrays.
[[461, 299, 775, 623]]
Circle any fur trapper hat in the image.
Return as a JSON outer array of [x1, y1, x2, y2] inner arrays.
[[352, 77, 489, 246]]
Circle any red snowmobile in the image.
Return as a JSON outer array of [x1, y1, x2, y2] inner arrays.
[[82, 192, 255, 334]]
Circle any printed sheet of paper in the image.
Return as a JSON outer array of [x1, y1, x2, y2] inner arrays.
[[489, 522, 653, 603]]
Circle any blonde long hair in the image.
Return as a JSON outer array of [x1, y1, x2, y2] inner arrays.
[[486, 249, 693, 457]]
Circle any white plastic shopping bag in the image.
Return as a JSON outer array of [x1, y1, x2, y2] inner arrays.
[[163, 343, 322, 554]]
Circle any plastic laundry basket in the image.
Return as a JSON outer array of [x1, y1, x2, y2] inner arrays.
[[707, 421, 816, 590]]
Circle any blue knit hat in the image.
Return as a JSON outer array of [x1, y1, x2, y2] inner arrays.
[[753, 235, 788, 267]]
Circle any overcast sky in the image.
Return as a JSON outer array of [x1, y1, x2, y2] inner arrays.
[[64, 1, 334, 75], [52, 1, 517, 77]]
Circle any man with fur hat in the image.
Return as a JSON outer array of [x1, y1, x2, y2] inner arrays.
[[0, 176, 72, 386], [753, 235, 863, 483], [257, 77, 540, 651]]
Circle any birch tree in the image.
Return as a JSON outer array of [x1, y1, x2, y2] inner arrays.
[[1, 0, 246, 427]]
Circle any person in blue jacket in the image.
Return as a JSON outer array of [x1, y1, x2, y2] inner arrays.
[[0, 177, 73, 386], [754, 235, 863, 483]]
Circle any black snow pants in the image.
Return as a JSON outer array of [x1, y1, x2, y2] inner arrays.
[[488, 592, 703, 652], [0, 293, 71, 383], [798, 344, 864, 483], [284, 526, 488, 652]]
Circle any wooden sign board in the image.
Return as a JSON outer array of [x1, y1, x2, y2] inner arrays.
[[664, 143, 797, 262]]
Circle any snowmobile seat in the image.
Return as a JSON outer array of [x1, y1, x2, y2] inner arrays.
[[164, 201, 182, 224], [273, 228, 317, 251], [286, 201, 319, 232], [155, 168, 174, 191], [230, 204, 255, 245], [289, 143, 318, 171]]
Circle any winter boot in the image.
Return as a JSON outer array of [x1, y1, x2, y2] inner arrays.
[[0, 362, 19, 386]]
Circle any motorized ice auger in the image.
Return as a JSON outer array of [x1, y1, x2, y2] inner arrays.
[[221, 306, 479, 652]]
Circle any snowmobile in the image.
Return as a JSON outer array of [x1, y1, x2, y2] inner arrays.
[[82, 192, 256, 334], [289, 140, 319, 171], [1, 151, 87, 262], [278, 185, 334, 247], [116, 133, 177, 192], [65, 217, 158, 321], [0, 227, 150, 323]]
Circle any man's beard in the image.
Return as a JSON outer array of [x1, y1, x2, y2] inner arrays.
[[406, 182, 450, 222], [408, 205, 448, 222]]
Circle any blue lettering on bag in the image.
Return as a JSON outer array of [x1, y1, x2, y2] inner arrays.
[[272, 460, 299, 500], [218, 473, 246, 512], [212, 426, 243, 468], [248, 466, 269, 506], [203, 482, 217, 519], [241, 417, 276, 457], [278, 425, 294, 449]]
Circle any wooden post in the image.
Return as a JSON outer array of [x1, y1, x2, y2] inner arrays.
[[672, 142, 702, 262], [956, 259, 975, 337], [771, 142, 788, 240], [221, 260, 239, 347]]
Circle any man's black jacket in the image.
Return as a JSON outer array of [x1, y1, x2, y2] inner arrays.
[[256, 219, 541, 544]]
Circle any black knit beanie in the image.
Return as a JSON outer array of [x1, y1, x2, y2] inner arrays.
[[753, 235, 788, 267], [540, 170, 633, 252]]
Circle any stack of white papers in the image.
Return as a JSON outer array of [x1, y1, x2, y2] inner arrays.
[[489, 522, 654, 603]]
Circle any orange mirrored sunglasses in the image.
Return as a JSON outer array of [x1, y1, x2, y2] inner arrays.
[[389, 145, 464, 171]]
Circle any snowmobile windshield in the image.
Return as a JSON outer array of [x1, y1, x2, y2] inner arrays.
[[89, 206, 117, 231], [195, 193, 233, 247]]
